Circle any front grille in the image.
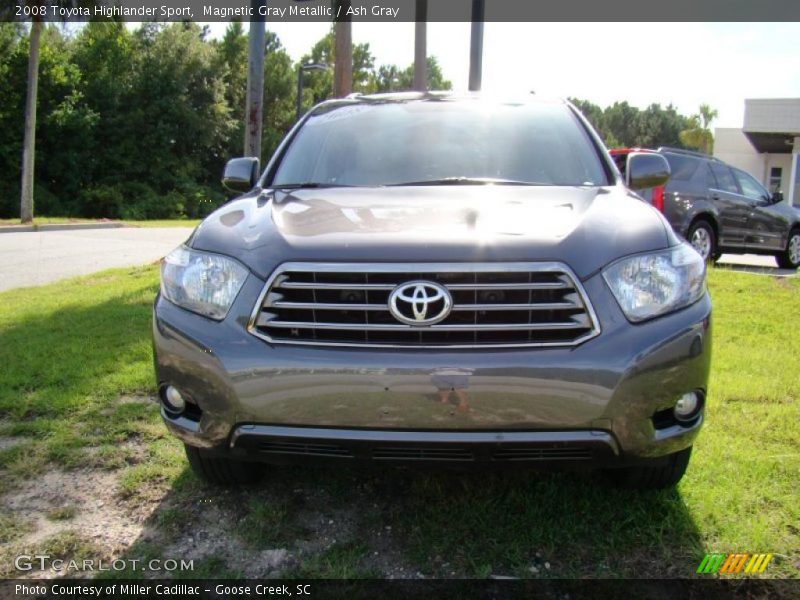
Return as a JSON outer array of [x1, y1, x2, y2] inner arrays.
[[259, 441, 354, 458], [245, 439, 596, 463], [248, 262, 600, 348], [372, 446, 474, 461], [492, 445, 592, 461]]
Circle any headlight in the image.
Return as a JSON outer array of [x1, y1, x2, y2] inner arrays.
[[160, 246, 248, 320], [602, 243, 706, 322]]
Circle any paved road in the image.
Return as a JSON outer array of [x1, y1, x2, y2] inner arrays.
[[0, 227, 794, 293], [0, 227, 192, 292]]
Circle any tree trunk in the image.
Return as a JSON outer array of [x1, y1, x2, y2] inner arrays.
[[20, 19, 42, 224], [333, 0, 352, 98], [413, 0, 427, 91]]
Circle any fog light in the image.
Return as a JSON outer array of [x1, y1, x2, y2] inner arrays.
[[674, 391, 700, 421], [162, 385, 186, 414]]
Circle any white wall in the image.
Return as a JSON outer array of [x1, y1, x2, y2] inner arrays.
[[714, 127, 767, 182], [744, 99, 800, 133]]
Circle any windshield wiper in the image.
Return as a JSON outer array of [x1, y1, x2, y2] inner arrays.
[[387, 177, 548, 187], [271, 182, 354, 190]]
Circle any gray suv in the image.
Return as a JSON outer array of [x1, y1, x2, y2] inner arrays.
[[154, 94, 711, 489], [611, 147, 800, 267]]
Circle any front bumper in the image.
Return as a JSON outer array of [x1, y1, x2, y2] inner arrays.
[[153, 271, 711, 466]]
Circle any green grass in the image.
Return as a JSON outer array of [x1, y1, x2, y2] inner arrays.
[[46, 505, 78, 521], [0, 266, 797, 579], [123, 220, 200, 228], [0, 217, 199, 228], [0, 217, 100, 226], [284, 542, 378, 578]]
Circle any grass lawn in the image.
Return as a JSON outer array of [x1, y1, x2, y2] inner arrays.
[[0, 218, 199, 228], [0, 266, 797, 580]]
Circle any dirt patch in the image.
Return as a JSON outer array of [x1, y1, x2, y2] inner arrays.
[[118, 395, 157, 406], [772, 275, 796, 289], [0, 455, 415, 579], [1, 468, 166, 574], [0, 437, 23, 452]]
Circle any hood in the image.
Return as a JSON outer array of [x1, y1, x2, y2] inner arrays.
[[190, 185, 676, 281]]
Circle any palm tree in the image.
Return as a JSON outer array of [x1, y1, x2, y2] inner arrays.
[[699, 104, 719, 130], [332, 0, 352, 97]]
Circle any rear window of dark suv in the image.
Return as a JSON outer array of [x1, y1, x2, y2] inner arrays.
[[663, 153, 700, 182]]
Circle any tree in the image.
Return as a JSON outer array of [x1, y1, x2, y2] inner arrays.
[[372, 56, 452, 93], [299, 29, 375, 103], [18, 0, 97, 223], [680, 104, 718, 154]]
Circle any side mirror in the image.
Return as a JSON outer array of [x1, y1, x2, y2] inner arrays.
[[771, 191, 784, 204], [626, 152, 671, 190], [222, 157, 259, 193]]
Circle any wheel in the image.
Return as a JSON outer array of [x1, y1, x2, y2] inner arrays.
[[776, 229, 800, 269], [184, 444, 264, 485], [606, 447, 692, 490], [687, 220, 717, 263]]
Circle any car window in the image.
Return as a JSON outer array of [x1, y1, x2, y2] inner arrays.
[[272, 101, 609, 187], [709, 163, 740, 194], [704, 163, 718, 189], [733, 168, 769, 202], [663, 153, 699, 181]]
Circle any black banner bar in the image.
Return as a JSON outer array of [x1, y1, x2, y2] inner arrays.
[[2, 579, 800, 600], [3, 0, 800, 23]]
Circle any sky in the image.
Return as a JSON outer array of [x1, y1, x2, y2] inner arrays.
[[202, 21, 800, 129]]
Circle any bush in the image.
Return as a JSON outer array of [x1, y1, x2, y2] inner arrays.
[[79, 185, 124, 218]]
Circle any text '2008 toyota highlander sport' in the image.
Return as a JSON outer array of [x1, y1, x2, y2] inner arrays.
[[154, 93, 711, 489]]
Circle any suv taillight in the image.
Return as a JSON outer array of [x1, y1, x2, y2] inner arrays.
[[652, 185, 665, 212]]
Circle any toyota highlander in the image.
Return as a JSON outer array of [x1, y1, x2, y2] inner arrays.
[[153, 93, 711, 489]]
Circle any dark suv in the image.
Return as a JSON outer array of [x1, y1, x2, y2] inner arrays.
[[154, 94, 711, 489], [611, 147, 800, 267]]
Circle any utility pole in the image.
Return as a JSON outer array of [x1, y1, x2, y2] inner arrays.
[[468, 0, 484, 92], [244, 0, 266, 159], [413, 0, 427, 91], [20, 17, 43, 224], [333, 0, 352, 97]]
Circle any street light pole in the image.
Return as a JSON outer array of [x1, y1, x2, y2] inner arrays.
[[296, 64, 328, 121]]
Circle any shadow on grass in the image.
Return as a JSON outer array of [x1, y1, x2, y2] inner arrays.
[[111, 459, 705, 580], [0, 268, 158, 470]]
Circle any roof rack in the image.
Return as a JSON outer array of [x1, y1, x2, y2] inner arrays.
[[657, 146, 720, 161]]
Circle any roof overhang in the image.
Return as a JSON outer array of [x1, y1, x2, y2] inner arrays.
[[742, 131, 797, 154]]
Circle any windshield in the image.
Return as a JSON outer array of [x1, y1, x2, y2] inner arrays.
[[271, 100, 609, 188]]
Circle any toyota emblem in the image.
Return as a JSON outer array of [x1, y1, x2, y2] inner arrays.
[[388, 281, 453, 326]]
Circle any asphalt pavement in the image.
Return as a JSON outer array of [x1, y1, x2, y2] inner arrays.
[[0, 226, 793, 293], [0, 227, 192, 292]]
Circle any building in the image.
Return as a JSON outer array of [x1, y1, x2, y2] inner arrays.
[[714, 98, 800, 206]]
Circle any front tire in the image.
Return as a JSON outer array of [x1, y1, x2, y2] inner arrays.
[[688, 220, 717, 263], [777, 229, 800, 269], [606, 447, 692, 490], [185, 444, 264, 485]]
